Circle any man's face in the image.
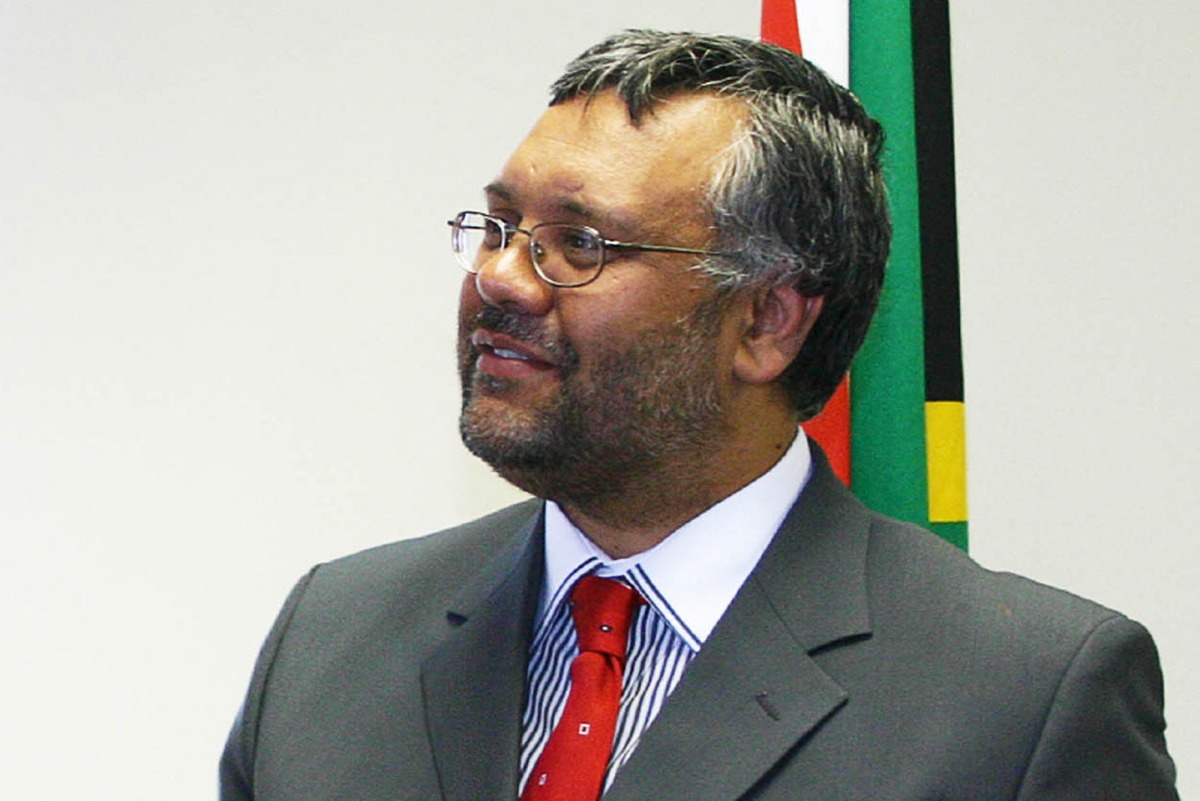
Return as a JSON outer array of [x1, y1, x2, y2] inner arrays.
[[457, 90, 747, 503]]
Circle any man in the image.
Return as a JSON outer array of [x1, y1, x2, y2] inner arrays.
[[221, 30, 1178, 800]]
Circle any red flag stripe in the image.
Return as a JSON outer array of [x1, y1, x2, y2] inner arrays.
[[802, 378, 851, 483], [761, 0, 803, 53], [762, 0, 852, 484]]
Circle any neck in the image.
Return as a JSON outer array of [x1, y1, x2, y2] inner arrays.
[[558, 413, 799, 558]]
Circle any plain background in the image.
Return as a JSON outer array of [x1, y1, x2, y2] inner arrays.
[[2, 1, 1196, 798]]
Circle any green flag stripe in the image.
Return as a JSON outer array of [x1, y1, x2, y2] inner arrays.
[[930, 521, 968, 551], [848, 0, 929, 528]]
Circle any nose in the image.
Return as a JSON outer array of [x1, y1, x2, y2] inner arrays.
[[471, 236, 554, 315]]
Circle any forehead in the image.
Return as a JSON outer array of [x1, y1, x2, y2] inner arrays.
[[490, 90, 746, 235]]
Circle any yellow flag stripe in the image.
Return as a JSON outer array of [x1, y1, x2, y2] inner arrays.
[[925, 401, 967, 522]]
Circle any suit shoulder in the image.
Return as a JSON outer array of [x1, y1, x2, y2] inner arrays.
[[290, 499, 543, 617], [863, 512, 1127, 645], [321, 499, 541, 579], [860, 520, 1178, 797]]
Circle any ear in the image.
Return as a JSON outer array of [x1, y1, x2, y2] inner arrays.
[[732, 284, 824, 385]]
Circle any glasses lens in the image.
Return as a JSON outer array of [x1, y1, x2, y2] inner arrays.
[[532, 224, 603, 286], [452, 212, 505, 273]]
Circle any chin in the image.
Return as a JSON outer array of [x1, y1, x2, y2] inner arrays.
[[460, 404, 557, 469]]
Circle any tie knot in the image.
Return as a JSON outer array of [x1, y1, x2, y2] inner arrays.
[[569, 575, 643, 658]]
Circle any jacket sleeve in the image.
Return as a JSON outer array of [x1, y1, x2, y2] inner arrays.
[[1015, 614, 1179, 800], [219, 569, 318, 801]]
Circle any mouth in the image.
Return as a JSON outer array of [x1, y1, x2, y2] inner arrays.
[[469, 329, 560, 379]]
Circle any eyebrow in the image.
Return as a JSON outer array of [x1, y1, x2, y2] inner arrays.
[[483, 181, 514, 203], [482, 182, 637, 235]]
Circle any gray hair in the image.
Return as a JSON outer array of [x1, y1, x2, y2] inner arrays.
[[550, 30, 890, 420]]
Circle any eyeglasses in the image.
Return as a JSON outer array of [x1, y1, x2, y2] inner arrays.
[[448, 210, 734, 288]]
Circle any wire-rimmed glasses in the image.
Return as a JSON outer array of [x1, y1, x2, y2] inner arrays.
[[448, 210, 734, 288]]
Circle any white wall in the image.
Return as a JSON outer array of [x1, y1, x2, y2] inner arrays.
[[1, 2, 1194, 798], [952, 2, 1199, 787]]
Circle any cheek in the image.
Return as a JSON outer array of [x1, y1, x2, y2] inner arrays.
[[555, 299, 673, 371], [553, 295, 625, 365], [560, 277, 716, 344]]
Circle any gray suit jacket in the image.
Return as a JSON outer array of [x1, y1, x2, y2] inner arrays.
[[220, 452, 1178, 800]]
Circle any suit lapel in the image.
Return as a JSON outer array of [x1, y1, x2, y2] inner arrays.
[[606, 451, 873, 801], [421, 504, 545, 801]]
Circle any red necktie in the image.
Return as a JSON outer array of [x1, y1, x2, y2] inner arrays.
[[521, 575, 644, 801]]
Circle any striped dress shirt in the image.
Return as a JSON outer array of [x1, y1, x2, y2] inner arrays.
[[517, 433, 813, 796]]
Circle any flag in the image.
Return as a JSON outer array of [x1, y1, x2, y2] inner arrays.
[[763, 0, 968, 549]]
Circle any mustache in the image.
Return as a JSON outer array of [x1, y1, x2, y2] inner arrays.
[[468, 306, 578, 367], [475, 305, 548, 344]]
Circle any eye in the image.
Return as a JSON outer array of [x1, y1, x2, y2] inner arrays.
[[480, 217, 506, 249], [562, 228, 599, 252], [557, 227, 603, 268]]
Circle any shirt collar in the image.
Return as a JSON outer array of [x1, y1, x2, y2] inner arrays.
[[540, 432, 812, 651]]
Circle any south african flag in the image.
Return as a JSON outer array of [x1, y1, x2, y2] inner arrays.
[[763, 0, 969, 549]]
